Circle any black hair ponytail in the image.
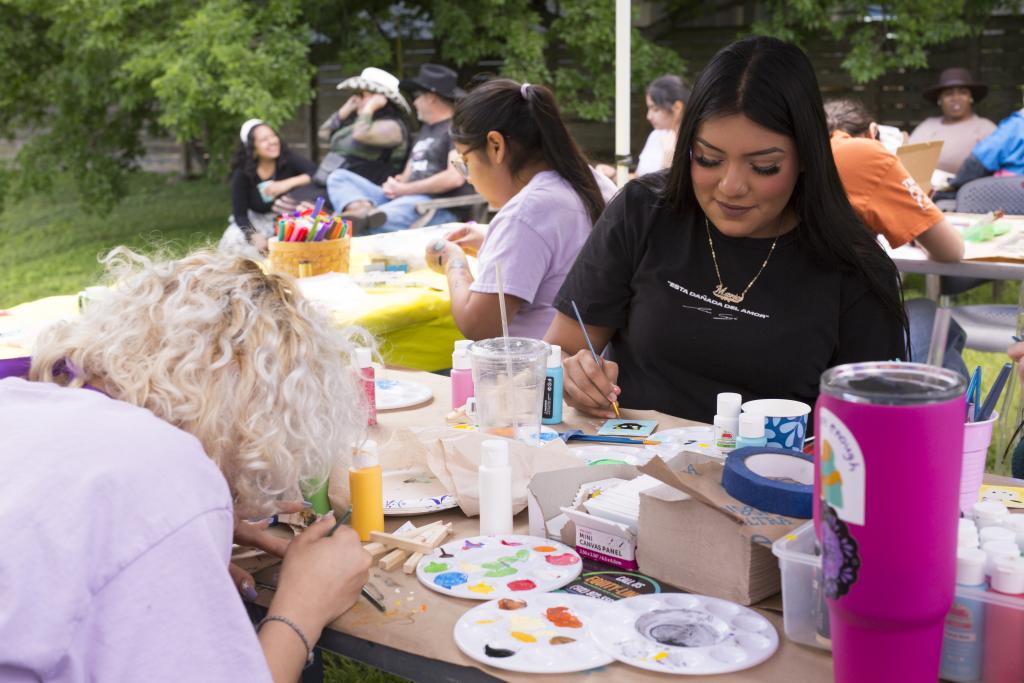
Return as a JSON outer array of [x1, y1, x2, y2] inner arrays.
[[452, 79, 605, 225]]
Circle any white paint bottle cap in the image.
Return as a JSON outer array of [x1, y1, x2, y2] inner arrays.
[[990, 555, 1024, 595], [353, 440, 378, 469], [481, 439, 509, 469], [982, 540, 1020, 575], [973, 499, 1010, 527], [738, 413, 765, 439], [716, 392, 742, 417], [355, 347, 373, 369], [956, 547, 987, 586], [547, 344, 562, 369], [1000, 514, 1024, 549], [980, 525, 1016, 546], [959, 518, 978, 533]]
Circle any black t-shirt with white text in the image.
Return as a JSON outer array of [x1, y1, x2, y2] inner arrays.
[[553, 179, 906, 423]]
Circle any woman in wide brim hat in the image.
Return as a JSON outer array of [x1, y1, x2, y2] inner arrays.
[[909, 67, 997, 173], [315, 67, 412, 190]]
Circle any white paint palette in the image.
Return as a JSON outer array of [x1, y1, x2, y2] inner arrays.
[[453, 593, 614, 674], [382, 468, 457, 516], [415, 534, 582, 600], [589, 593, 779, 675], [374, 378, 433, 410], [646, 426, 722, 459]]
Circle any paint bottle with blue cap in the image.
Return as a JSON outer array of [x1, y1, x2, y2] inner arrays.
[[735, 413, 767, 449], [714, 392, 741, 452]]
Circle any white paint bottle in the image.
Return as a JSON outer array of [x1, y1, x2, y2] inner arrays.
[[714, 392, 742, 453], [478, 439, 513, 536]]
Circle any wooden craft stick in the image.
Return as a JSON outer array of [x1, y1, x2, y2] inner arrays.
[[418, 524, 452, 549], [403, 552, 424, 574], [362, 542, 389, 559], [395, 520, 443, 538], [378, 548, 409, 571], [369, 531, 434, 555]]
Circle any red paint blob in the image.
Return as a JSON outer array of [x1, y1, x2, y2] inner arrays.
[[500, 539, 523, 546], [507, 579, 537, 591], [545, 553, 580, 566]]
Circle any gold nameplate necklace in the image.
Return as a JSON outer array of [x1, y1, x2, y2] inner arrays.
[[704, 215, 781, 304]]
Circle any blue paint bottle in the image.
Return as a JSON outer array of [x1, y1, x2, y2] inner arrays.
[[735, 413, 767, 449], [542, 344, 563, 425], [940, 547, 987, 682]]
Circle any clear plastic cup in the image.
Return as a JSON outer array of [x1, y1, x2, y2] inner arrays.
[[468, 338, 549, 444]]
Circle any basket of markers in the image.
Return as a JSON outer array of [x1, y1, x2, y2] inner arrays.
[[267, 198, 353, 278]]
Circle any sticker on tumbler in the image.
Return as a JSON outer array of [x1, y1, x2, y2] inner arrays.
[[821, 501, 860, 599], [817, 407, 865, 526]]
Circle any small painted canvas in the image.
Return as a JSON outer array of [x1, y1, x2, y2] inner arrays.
[[597, 419, 658, 437]]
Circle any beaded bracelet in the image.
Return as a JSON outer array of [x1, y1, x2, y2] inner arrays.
[[257, 615, 314, 668]]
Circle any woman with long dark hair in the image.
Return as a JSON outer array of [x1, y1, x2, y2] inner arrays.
[[426, 79, 617, 340], [546, 36, 908, 422], [221, 119, 318, 258]]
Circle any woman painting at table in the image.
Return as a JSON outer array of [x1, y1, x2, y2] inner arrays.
[[0, 249, 372, 682], [425, 78, 617, 340], [545, 36, 908, 422]]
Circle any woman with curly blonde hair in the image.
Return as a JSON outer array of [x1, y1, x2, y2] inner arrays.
[[0, 249, 373, 682]]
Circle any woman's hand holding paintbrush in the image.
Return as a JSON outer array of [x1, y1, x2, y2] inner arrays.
[[553, 300, 623, 418]]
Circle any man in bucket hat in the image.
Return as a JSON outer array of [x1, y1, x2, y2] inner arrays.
[[909, 67, 996, 174], [326, 63, 472, 234]]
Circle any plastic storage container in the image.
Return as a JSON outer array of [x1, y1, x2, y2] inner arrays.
[[772, 521, 1024, 682]]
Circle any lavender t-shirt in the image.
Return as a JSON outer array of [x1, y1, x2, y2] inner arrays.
[[471, 170, 618, 338], [0, 378, 272, 682]]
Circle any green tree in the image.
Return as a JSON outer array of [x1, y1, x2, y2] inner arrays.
[[751, 0, 1012, 83]]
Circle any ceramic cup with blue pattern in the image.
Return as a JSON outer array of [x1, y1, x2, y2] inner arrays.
[[740, 399, 811, 451]]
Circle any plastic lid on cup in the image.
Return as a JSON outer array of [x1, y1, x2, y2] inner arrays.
[[481, 439, 509, 469], [716, 392, 742, 418], [738, 413, 765, 439], [990, 556, 1024, 595], [353, 440, 379, 469], [547, 344, 562, 369], [956, 547, 987, 586], [355, 347, 373, 369]]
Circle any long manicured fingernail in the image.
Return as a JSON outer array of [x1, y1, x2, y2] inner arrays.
[[302, 501, 313, 508], [432, 240, 446, 252], [241, 581, 258, 601], [607, 393, 618, 403]]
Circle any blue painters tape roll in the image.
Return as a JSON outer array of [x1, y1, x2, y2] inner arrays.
[[721, 447, 814, 519]]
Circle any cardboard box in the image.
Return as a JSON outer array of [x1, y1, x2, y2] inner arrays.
[[527, 464, 641, 569], [636, 456, 803, 606]]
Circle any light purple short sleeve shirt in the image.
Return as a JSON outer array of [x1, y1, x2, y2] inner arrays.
[[0, 378, 272, 682], [471, 169, 617, 339]]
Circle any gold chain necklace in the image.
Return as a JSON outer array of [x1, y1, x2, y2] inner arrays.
[[704, 215, 780, 304]]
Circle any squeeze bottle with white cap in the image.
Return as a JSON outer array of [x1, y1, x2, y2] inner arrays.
[[451, 340, 474, 410], [356, 347, 377, 426], [735, 413, 767, 449], [542, 344, 564, 425], [983, 555, 1024, 683], [940, 547, 987, 682], [349, 440, 384, 541], [714, 392, 742, 452], [478, 440, 513, 535]]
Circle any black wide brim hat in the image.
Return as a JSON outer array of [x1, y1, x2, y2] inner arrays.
[[399, 63, 466, 101], [923, 67, 988, 103]]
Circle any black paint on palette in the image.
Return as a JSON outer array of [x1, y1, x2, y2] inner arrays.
[[484, 645, 516, 658]]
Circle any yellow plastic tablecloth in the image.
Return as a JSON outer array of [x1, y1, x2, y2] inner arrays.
[[0, 234, 465, 372]]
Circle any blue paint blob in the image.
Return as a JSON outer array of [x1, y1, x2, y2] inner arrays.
[[433, 571, 469, 590]]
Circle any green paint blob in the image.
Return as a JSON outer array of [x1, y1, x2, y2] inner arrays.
[[424, 561, 449, 573]]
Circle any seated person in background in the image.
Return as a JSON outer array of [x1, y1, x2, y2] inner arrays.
[[597, 74, 691, 179], [0, 249, 372, 682], [221, 119, 318, 259], [545, 37, 907, 422], [825, 98, 964, 262], [909, 68, 996, 174], [947, 102, 1024, 190], [425, 79, 617, 340], [315, 67, 411, 187], [327, 64, 472, 235]]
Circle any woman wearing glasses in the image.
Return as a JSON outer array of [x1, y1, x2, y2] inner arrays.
[[425, 79, 617, 340]]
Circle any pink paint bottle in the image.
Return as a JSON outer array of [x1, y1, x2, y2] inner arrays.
[[451, 339, 474, 410], [815, 362, 965, 683], [355, 347, 376, 426], [983, 555, 1024, 683]]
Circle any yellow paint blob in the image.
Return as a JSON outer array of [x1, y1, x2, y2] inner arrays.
[[467, 582, 495, 594], [511, 631, 537, 643], [653, 652, 668, 661], [475, 619, 498, 625]]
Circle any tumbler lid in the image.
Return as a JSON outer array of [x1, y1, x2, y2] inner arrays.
[[819, 362, 965, 406]]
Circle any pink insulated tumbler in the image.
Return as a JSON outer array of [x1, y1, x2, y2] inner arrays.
[[815, 362, 966, 683]]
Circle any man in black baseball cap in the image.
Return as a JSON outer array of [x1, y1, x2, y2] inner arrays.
[[325, 63, 472, 234]]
